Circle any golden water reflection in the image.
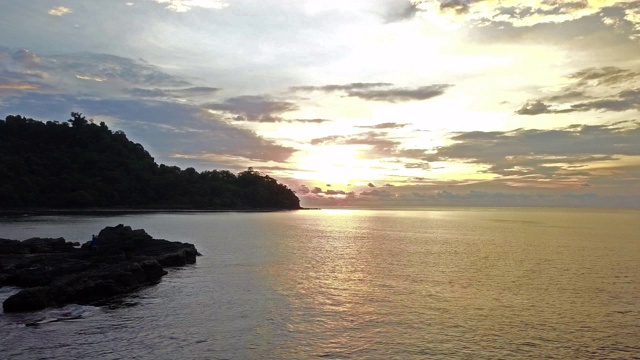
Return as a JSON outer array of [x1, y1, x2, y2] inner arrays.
[[267, 209, 640, 358]]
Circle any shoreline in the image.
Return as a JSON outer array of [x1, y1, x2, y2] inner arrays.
[[0, 207, 318, 217]]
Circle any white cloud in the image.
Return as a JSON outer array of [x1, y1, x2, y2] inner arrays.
[[154, 0, 229, 12], [48, 6, 72, 16]]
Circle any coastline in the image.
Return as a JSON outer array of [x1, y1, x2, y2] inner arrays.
[[0, 207, 318, 217]]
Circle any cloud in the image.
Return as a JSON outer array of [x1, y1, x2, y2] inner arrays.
[[516, 66, 640, 115], [439, 0, 473, 15], [154, 0, 229, 12], [47, 52, 191, 87], [404, 162, 431, 170], [289, 118, 330, 123], [367, 182, 376, 187], [326, 189, 350, 195], [297, 181, 640, 209], [11, 49, 41, 68], [426, 0, 640, 31], [462, 2, 640, 61], [349, 84, 452, 102], [1, 91, 297, 164], [360, 189, 395, 198], [425, 121, 640, 182], [357, 122, 408, 129], [292, 82, 452, 103], [567, 66, 640, 87], [310, 131, 430, 161], [291, 82, 392, 93], [124, 86, 221, 99], [1, 49, 220, 102], [207, 95, 298, 122], [310, 131, 399, 157], [516, 101, 551, 115], [545, 91, 589, 103], [380, 0, 422, 22], [48, 6, 72, 16], [568, 89, 640, 112]]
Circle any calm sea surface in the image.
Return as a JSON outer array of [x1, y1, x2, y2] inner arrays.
[[0, 208, 638, 359]]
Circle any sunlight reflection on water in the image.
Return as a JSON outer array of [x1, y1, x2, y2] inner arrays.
[[1, 208, 639, 359]]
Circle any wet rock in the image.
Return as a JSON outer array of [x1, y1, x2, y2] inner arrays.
[[1, 225, 199, 313], [0, 239, 29, 254], [23, 237, 75, 253]]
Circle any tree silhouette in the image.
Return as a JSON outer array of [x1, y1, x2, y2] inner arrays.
[[0, 113, 301, 210]]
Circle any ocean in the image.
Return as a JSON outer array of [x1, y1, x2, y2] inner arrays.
[[1, 208, 639, 359]]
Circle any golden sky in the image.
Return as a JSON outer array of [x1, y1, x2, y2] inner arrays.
[[1, 0, 639, 207]]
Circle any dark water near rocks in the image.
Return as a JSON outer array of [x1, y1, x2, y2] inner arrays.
[[1, 208, 639, 359]]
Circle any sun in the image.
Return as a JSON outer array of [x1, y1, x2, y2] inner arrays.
[[290, 145, 382, 185]]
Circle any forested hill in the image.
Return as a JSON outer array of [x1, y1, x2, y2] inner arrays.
[[0, 113, 301, 210]]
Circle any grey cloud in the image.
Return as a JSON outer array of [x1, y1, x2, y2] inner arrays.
[[380, 0, 421, 22], [546, 91, 589, 103], [517, 66, 640, 115], [348, 84, 452, 102], [298, 185, 310, 194], [359, 189, 394, 198], [124, 88, 168, 98], [518, 88, 640, 115], [289, 118, 330, 123], [298, 187, 356, 198], [357, 122, 408, 129], [326, 189, 350, 195], [207, 95, 298, 122], [124, 87, 221, 99], [395, 148, 430, 159], [468, 5, 640, 62], [1, 49, 206, 100], [0, 48, 49, 94], [310, 131, 399, 156], [367, 182, 376, 187], [567, 67, 640, 87], [46, 52, 190, 87], [310, 131, 431, 161], [440, 0, 474, 15], [1, 92, 296, 164], [11, 49, 41, 68], [292, 82, 452, 103], [426, 121, 640, 178], [568, 89, 640, 112], [290, 82, 392, 93], [404, 162, 431, 170], [495, 1, 588, 20], [300, 185, 640, 208], [173, 87, 222, 96], [516, 101, 551, 115]]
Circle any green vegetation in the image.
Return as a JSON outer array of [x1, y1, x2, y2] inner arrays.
[[0, 113, 300, 210]]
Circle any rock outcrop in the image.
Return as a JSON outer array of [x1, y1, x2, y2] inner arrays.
[[0, 225, 200, 313]]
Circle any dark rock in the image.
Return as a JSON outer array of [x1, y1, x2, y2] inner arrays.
[[2, 287, 50, 312], [139, 260, 168, 280], [0, 238, 29, 254], [1, 225, 199, 313], [23, 237, 75, 253], [0, 237, 77, 254]]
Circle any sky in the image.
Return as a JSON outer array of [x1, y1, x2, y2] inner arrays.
[[1, 0, 639, 208]]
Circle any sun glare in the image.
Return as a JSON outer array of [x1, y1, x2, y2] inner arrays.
[[291, 145, 382, 185]]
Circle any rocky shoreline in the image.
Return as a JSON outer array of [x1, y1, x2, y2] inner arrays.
[[0, 225, 200, 313]]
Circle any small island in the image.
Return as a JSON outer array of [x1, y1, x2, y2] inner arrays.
[[0, 224, 200, 313], [0, 113, 301, 211]]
